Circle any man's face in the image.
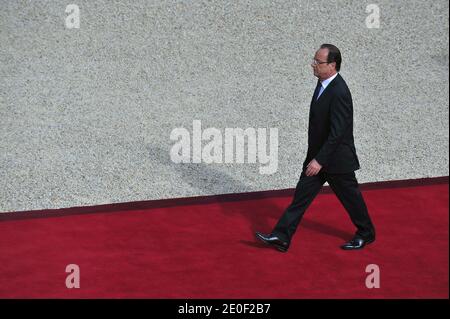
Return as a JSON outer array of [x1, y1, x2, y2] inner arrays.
[[311, 48, 335, 80]]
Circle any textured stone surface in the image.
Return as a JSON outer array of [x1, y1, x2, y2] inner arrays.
[[0, 0, 448, 212]]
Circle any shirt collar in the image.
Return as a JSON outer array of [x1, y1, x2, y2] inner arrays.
[[320, 72, 338, 88]]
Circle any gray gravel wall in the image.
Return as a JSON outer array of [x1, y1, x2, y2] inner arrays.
[[1, 0, 448, 212]]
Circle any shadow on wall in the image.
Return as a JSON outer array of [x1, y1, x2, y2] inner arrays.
[[146, 143, 282, 233], [146, 144, 352, 245]]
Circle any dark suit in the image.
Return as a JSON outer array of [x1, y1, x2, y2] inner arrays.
[[272, 73, 375, 243]]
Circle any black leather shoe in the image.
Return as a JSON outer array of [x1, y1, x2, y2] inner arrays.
[[255, 232, 289, 252], [341, 236, 375, 250]]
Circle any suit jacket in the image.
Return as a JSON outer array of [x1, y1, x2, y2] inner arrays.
[[302, 73, 361, 174]]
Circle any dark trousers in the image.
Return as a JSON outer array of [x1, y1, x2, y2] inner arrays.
[[272, 171, 375, 243]]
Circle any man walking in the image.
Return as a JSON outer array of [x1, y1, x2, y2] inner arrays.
[[256, 44, 375, 252]]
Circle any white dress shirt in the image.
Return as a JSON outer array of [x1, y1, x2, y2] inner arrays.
[[317, 72, 338, 99]]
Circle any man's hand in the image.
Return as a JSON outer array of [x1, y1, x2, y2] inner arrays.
[[305, 159, 322, 176]]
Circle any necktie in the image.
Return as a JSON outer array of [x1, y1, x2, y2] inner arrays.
[[313, 81, 323, 101]]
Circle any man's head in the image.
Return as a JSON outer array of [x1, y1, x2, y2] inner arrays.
[[311, 44, 341, 80]]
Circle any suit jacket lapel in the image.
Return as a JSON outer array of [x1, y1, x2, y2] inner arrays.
[[311, 73, 340, 106]]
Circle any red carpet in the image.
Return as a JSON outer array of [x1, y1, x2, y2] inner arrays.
[[0, 179, 448, 298]]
